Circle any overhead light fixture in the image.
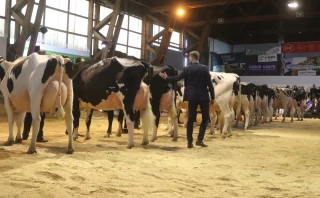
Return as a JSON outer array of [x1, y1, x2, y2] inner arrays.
[[298, 31, 302, 34], [288, 2, 298, 8], [177, 9, 184, 16]]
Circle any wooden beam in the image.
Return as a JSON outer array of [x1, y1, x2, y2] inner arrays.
[[11, 0, 34, 59], [185, 28, 200, 40], [99, 0, 114, 9], [27, 0, 45, 56], [146, 44, 157, 55], [235, 4, 247, 16], [188, 11, 320, 27], [12, 0, 28, 11], [146, 14, 165, 27], [87, 0, 94, 55], [93, 0, 100, 56], [93, 30, 106, 41], [197, 10, 213, 54], [4, 0, 12, 46], [185, 41, 199, 53], [148, 0, 258, 13], [146, 29, 165, 44], [141, 8, 151, 61], [107, 8, 126, 57], [94, 12, 112, 31], [151, 12, 174, 65], [101, 0, 121, 59]]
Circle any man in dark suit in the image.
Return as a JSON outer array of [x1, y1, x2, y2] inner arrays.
[[159, 51, 215, 148]]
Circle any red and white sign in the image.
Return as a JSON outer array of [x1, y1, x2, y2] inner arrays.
[[281, 42, 320, 53]]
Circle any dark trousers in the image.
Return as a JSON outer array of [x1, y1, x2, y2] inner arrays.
[[23, 112, 46, 139], [186, 100, 209, 144]]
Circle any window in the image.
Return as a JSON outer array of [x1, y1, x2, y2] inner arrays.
[[128, 32, 141, 48], [45, 8, 67, 31], [70, 0, 88, 17], [68, 34, 87, 51], [0, 2, 5, 17], [44, 29, 66, 47], [122, 15, 128, 29], [128, 47, 141, 58], [152, 24, 181, 51], [46, 0, 68, 11], [0, 19, 4, 37], [117, 29, 127, 45], [99, 6, 113, 21], [69, 14, 88, 35], [128, 16, 142, 33], [116, 45, 127, 54]]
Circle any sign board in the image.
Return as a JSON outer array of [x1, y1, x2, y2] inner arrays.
[[258, 54, 277, 62], [281, 42, 320, 53], [212, 52, 245, 66], [247, 62, 278, 73], [298, 70, 316, 76]]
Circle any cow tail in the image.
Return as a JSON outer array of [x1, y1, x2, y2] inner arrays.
[[56, 57, 65, 119], [237, 77, 241, 108]]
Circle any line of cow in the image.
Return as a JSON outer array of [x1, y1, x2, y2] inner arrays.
[[0, 53, 309, 154]]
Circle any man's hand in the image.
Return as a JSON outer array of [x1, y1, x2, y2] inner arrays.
[[159, 72, 167, 79], [210, 100, 214, 105]]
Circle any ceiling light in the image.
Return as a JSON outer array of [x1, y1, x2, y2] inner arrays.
[[177, 9, 184, 16], [288, 2, 298, 8]]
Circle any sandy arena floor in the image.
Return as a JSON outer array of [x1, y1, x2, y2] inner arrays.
[[0, 108, 319, 198]]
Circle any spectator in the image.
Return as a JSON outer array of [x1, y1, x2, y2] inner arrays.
[[311, 97, 320, 118]]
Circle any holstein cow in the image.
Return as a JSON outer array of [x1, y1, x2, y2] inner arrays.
[[292, 87, 307, 121], [233, 82, 256, 130], [0, 53, 74, 154], [253, 85, 269, 125], [173, 72, 240, 138], [146, 65, 179, 142], [67, 57, 153, 149], [272, 87, 296, 122]]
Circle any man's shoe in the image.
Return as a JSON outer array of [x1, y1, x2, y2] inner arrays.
[[187, 143, 194, 148], [36, 139, 48, 143], [196, 140, 208, 147]]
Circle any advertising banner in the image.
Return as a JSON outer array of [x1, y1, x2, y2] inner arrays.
[[281, 42, 320, 53], [247, 62, 278, 73], [258, 54, 277, 62], [212, 52, 245, 66], [281, 56, 320, 76]]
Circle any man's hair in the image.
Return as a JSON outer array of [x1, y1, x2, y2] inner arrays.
[[189, 51, 200, 60], [37, 49, 46, 55]]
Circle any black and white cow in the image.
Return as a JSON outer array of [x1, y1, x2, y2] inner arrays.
[[234, 82, 256, 130], [272, 87, 296, 122], [66, 57, 153, 149], [292, 87, 307, 121], [0, 54, 74, 154]]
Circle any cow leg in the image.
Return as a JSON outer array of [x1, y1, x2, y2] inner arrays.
[[150, 111, 160, 142], [209, 111, 217, 134], [290, 107, 295, 122], [228, 108, 235, 134], [168, 102, 178, 141], [134, 111, 140, 129], [3, 98, 15, 146], [243, 106, 250, 130], [14, 112, 26, 143], [269, 106, 274, 122], [234, 104, 241, 128], [141, 99, 153, 145], [219, 102, 233, 138], [84, 109, 93, 140], [64, 86, 74, 154], [72, 95, 80, 140], [168, 116, 173, 136], [104, 110, 114, 137], [116, 110, 125, 136], [282, 107, 287, 122], [27, 95, 42, 154]]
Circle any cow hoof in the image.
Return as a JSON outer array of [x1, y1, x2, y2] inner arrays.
[[15, 138, 23, 143], [104, 134, 111, 138], [172, 137, 178, 142], [209, 132, 214, 135], [3, 141, 14, 146], [116, 133, 121, 137], [127, 144, 134, 149], [85, 137, 91, 140], [169, 132, 174, 137], [27, 148, 37, 154], [73, 137, 78, 141], [66, 148, 74, 154], [150, 137, 157, 142], [141, 140, 149, 145]]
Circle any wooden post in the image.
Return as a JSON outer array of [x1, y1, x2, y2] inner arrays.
[[5, 0, 12, 44], [93, 0, 100, 56], [151, 12, 174, 65], [87, 0, 94, 56], [197, 10, 213, 54], [141, 8, 151, 61], [27, 0, 45, 56], [101, 0, 121, 59], [107, 12, 125, 57]]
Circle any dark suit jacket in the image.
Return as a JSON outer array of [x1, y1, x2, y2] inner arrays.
[[166, 62, 214, 102]]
